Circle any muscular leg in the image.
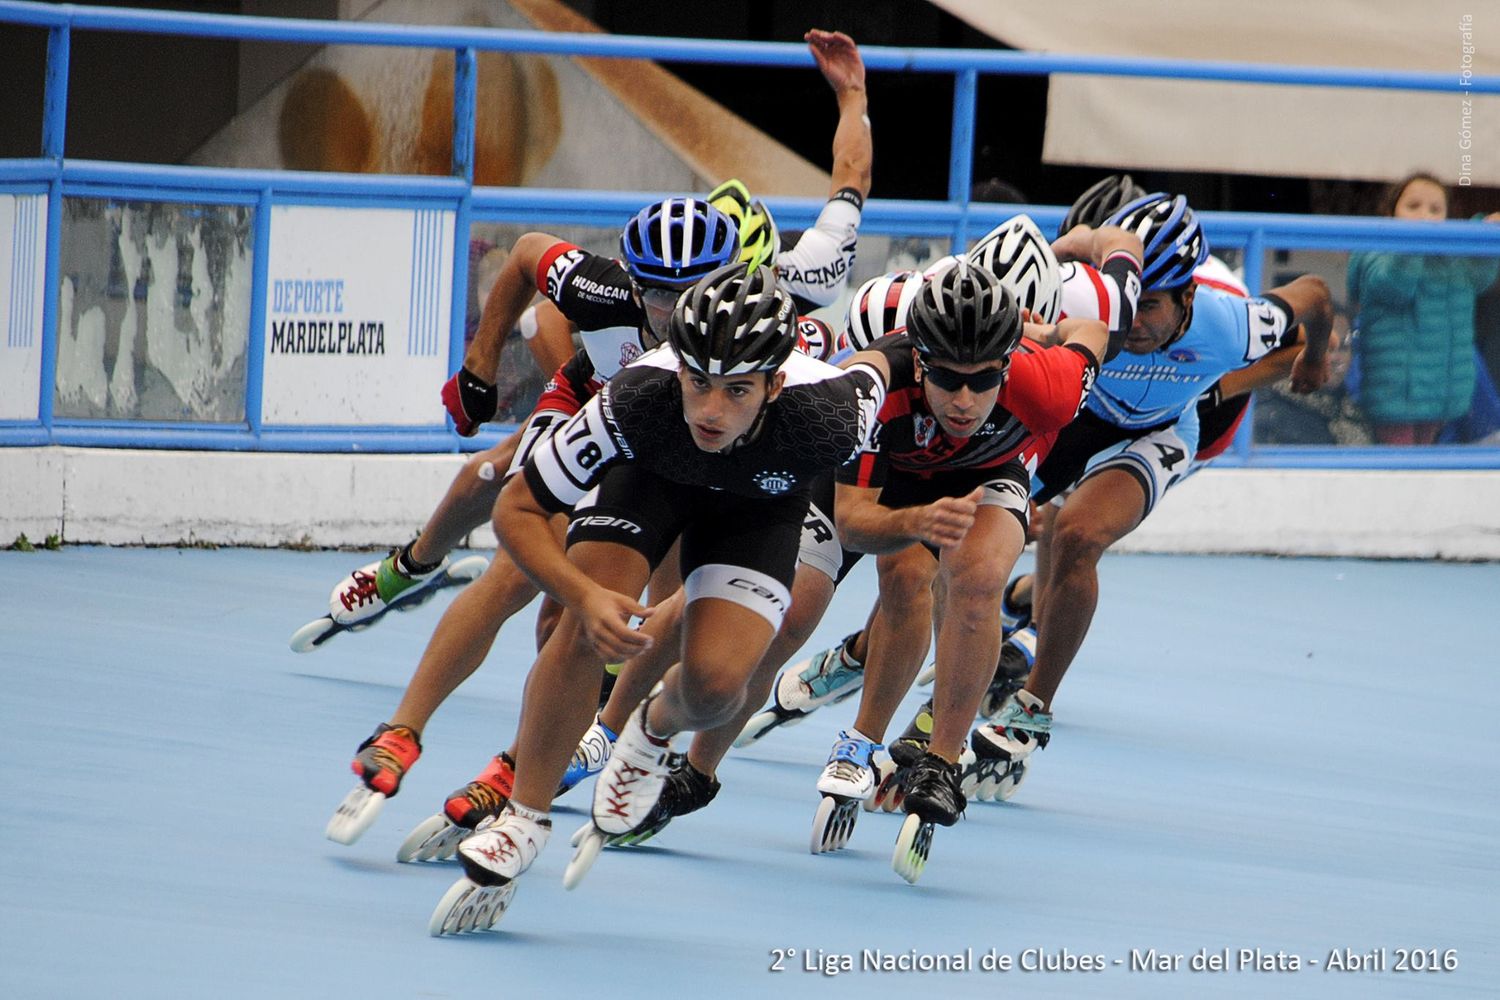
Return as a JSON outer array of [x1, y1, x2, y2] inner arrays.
[[852, 545, 937, 742], [648, 599, 778, 736], [927, 507, 1024, 762], [508, 542, 652, 812], [407, 431, 520, 566], [387, 548, 538, 734], [685, 565, 837, 775], [1024, 469, 1147, 710]]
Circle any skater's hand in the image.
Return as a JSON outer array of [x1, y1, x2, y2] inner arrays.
[[911, 488, 983, 548], [442, 367, 498, 436], [1289, 348, 1330, 395], [806, 30, 864, 95], [580, 586, 654, 661]]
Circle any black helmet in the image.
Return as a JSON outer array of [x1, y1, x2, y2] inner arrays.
[[668, 263, 797, 376], [1061, 174, 1148, 234], [905, 259, 1023, 366]]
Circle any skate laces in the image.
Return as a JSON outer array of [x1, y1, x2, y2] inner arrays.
[[340, 569, 380, 611], [826, 733, 877, 782], [468, 811, 549, 872]]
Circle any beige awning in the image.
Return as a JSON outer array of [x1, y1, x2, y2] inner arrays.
[[928, 0, 1500, 187]]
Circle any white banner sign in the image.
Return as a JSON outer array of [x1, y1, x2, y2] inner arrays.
[[262, 204, 454, 426], [1, 193, 46, 421]]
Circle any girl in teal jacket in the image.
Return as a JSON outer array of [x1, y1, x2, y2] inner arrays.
[[1347, 173, 1500, 445]]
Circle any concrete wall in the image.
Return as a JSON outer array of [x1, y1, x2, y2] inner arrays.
[[3, 447, 1498, 560]]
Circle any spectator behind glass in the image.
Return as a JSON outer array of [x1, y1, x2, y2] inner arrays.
[[1346, 172, 1500, 445]]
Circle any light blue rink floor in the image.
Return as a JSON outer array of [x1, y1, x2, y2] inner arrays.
[[1, 547, 1496, 1000]]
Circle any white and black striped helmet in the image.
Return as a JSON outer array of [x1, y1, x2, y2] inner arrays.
[[967, 214, 1062, 324], [844, 270, 924, 351], [668, 263, 797, 375]]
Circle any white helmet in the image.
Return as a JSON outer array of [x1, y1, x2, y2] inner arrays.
[[843, 270, 925, 351], [966, 214, 1063, 324], [921, 253, 963, 279]]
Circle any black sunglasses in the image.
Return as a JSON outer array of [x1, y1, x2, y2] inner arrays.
[[918, 359, 1007, 393]]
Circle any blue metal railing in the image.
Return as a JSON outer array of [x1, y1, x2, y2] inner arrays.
[[3, 0, 1499, 468]]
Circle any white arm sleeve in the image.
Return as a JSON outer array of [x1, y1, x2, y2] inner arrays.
[[774, 198, 862, 307]]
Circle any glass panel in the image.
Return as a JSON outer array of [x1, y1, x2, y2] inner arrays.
[[55, 199, 253, 422], [465, 220, 622, 424], [1252, 246, 1500, 448]]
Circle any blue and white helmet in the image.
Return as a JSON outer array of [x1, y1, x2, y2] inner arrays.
[[966, 214, 1062, 324], [620, 198, 741, 289], [1105, 193, 1209, 292]]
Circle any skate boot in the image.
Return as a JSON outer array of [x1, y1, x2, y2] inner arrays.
[[1000, 575, 1033, 639], [430, 802, 550, 936], [735, 632, 865, 747], [979, 626, 1037, 720], [892, 750, 965, 885], [397, 751, 515, 863], [290, 543, 488, 652], [606, 754, 720, 847], [556, 717, 617, 797], [962, 689, 1051, 803], [872, 706, 932, 813], [811, 730, 880, 854], [326, 723, 422, 845], [565, 699, 675, 889]]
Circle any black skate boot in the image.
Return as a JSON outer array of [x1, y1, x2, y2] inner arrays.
[[872, 704, 931, 812], [892, 751, 965, 885], [610, 753, 720, 847]]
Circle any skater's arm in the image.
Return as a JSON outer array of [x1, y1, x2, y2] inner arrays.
[[521, 299, 579, 377], [464, 232, 556, 384], [496, 475, 652, 659], [807, 29, 871, 201], [836, 482, 983, 554], [1260, 274, 1333, 394]]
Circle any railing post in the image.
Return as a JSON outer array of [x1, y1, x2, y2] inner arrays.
[[447, 46, 478, 425], [947, 68, 977, 253], [244, 187, 273, 440], [1232, 228, 1268, 460], [37, 22, 70, 433]]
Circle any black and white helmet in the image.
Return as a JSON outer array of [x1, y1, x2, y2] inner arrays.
[[844, 270, 925, 351], [1061, 174, 1147, 234], [668, 263, 797, 376], [966, 214, 1062, 324], [906, 259, 1023, 366]]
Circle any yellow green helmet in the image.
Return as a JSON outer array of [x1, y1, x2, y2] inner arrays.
[[709, 178, 779, 271]]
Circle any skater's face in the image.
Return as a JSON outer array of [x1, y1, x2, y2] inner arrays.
[[678, 368, 785, 452], [638, 285, 682, 347], [1126, 284, 1196, 354], [1391, 178, 1447, 221], [914, 352, 1006, 438]]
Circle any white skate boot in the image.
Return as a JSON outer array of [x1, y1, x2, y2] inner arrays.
[[961, 689, 1051, 802], [289, 545, 488, 652], [565, 699, 674, 890], [430, 804, 550, 936], [735, 633, 864, 747], [811, 730, 880, 854]]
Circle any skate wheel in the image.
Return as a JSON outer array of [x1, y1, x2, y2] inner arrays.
[[563, 827, 606, 891], [397, 813, 462, 863], [993, 761, 1027, 801], [892, 813, 934, 885], [915, 661, 937, 687], [811, 796, 859, 854], [325, 786, 385, 845], [289, 617, 339, 653], [445, 555, 489, 583], [871, 760, 905, 814], [428, 878, 515, 936]]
